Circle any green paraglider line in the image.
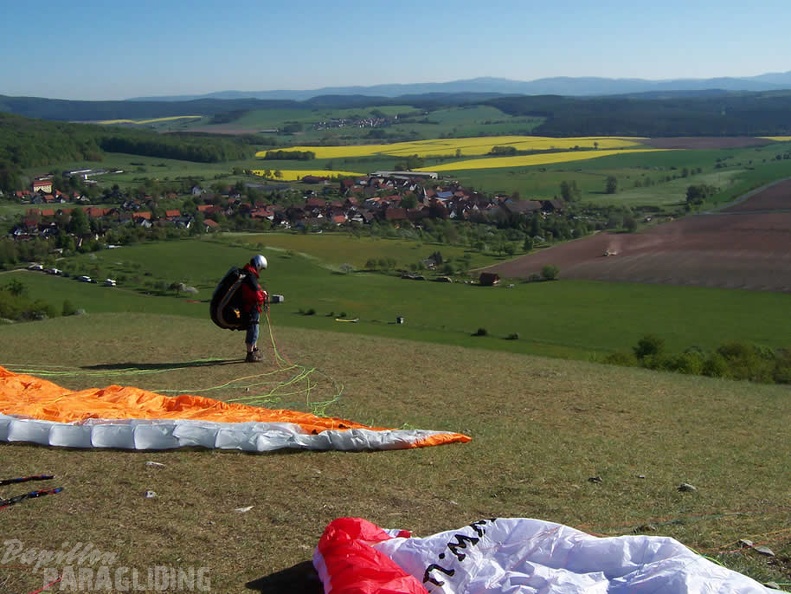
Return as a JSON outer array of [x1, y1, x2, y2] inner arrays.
[[1, 311, 344, 417]]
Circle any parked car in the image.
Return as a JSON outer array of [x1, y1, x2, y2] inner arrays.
[[103, 279, 117, 287], [44, 268, 63, 275], [76, 275, 92, 283], [27, 263, 43, 271]]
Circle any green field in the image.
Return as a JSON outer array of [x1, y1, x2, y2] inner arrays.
[[9, 236, 791, 364], [211, 104, 544, 142]]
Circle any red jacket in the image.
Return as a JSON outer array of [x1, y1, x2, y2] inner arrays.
[[240, 263, 267, 313]]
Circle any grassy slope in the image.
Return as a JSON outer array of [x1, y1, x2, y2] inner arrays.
[[11, 237, 791, 361], [1, 315, 789, 591]]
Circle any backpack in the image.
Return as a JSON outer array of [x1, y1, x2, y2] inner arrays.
[[209, 267, 250, 331]]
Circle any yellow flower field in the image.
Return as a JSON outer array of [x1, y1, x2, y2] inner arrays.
[[416, 148, 670, 172], [254, 136, 646, 160], [761, 136, 791, 142], [251, 169, 364, 182]]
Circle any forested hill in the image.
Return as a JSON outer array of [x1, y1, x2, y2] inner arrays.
[[0, 93, 495, 121], [0, 113, 256, 189], [4, 90, 791, 137], [0, 95, 305, 121], [488, 91, 791, 136]]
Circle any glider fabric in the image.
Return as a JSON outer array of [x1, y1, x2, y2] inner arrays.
[[0, 367, 470, 452], [314, 517, 775, 593]]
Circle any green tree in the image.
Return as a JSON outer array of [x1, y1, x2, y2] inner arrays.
[[5, 278, 26, 297], [605, 176, 618, 194], [490, 146, 517, 156], [560, 180, 580, 201], [686, 184, 718, 208], [395, 154, 424, 171], [633, 334, 664, 361], [541, 265, 559, 280], [67, 207, 91, 238], [401, 194, 418, 209]]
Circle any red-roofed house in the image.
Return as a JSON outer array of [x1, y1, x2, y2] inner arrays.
[[85, 207, 111, 218], [32, 179, 53, 194], [384, 207, 407, 222], [305, 197, 326, 208]]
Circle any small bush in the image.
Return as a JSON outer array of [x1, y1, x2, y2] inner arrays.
[[641, 353, 677, 372], [633, 334, 664, 360], [702, 353, 729, 377], [305, 308, 316, 316], [670, 351, 705, 375], [772, 348, 791, 383], [541, 265, 560, 281], [506, 332, 520, 340], [473, 327, 488, 337], [602, 351, 638, 367], [62, 300, 78, 316]]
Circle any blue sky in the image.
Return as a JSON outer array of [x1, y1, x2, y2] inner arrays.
[[2, 0, 790, 100]]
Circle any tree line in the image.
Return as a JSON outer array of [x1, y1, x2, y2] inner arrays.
[[486, 91, 791, 137], [8, 89, 791, 138], [0, 113, 256, 191]]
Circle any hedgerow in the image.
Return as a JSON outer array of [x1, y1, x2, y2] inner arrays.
[[604, 334, 791, 385]]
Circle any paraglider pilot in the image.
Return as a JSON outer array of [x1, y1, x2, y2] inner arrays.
[[240, 254, 268, 362]]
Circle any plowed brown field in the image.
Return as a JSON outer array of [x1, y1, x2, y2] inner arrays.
[[484, 179, 791, 293]]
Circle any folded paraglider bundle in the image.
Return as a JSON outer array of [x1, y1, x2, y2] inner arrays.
[[210, 266, 249, 331], [314, 517, 776, 593]]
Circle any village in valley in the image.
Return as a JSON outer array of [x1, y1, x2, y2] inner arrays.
[[9, 169, 569, 243]]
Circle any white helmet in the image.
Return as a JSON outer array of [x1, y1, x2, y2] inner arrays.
[[251, 254, 268, 271]]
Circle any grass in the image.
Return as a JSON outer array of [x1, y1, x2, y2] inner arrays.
[[10, 237, 791, 362], [1, 314, 789, 592], [233, 232, 498, 270]]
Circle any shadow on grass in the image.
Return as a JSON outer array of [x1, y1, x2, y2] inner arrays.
[[245, 560, 322, 593], [82, 359, 241, 371]]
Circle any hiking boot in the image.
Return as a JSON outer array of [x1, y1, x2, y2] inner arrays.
[[245, 350, 263, 363]]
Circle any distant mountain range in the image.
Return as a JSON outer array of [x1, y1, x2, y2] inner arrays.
[[129, 72, 791, 102]]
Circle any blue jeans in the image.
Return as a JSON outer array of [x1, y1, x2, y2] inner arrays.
[[246, 310, 260, 347]]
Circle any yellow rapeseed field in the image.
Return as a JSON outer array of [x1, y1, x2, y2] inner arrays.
[[254, 136, 646, 160], [416, 148, 670, 172]]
